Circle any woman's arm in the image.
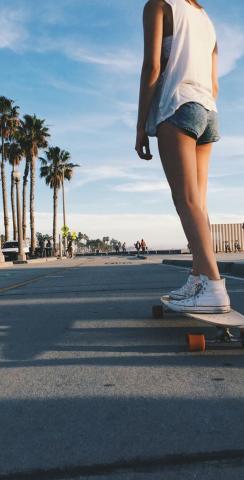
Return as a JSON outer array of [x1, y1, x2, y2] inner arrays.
[[135, 0, 164, 160], [212, 42, 219, 100]]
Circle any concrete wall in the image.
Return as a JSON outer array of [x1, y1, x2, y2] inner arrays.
[[211, 223, 244, 253]]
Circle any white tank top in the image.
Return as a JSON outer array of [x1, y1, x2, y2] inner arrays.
[[146, 0, 217, 137]]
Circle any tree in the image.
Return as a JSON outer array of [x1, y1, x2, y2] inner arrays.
[[8, 141, 24, 240], [19, 115, 50, 254], [39, 146, 79, 254], [0, 96, 19, 240]]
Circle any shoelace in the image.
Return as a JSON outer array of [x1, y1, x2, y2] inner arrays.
[[194, 281, 207, 298]]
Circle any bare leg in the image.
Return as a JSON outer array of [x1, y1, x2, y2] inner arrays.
[[157, 122, 220, 280], [191, 143, 213, 274]]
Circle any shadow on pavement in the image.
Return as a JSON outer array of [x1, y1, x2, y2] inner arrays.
[[1, 395, 244, 477]]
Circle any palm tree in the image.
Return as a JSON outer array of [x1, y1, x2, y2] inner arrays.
[[0, 96, 19, 241], [19, 115, 50, 254], [8, 141, 24, 240], [39, 147, 79, 254]]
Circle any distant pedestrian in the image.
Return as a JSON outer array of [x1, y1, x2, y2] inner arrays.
[[234, 240, 241, 253], [39, 238, 45, 258], [134, 240, 141, 254], [44, 239, 48, 257], [46, 239, 52, 257], [67, 240, 73, 258], [115, 244, 120, 254], [141, 238, 147, 253], [224, 241, 231, 253], [122, 242, 127, 254]]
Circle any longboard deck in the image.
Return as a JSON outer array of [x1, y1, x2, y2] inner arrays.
[[160, 295, 244, 328]]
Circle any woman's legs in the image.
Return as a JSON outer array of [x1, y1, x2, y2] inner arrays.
[[157, 122, 220, 280]]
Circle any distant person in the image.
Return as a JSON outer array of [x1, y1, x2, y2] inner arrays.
[[135, 0, 230, 313], [67, 240, 73, 258], [224, 241, 231, 253], [115, 244, 120, 254], [234, 240, 241, 253], [122, 242, 127, 254], [134, 240, 141, 254], [43, 238, 48, 257], [46, 239, 52, 257], [141, 238, 147, 254], [39, 238, 45, 258]]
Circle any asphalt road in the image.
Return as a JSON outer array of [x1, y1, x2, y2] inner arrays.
[[1, 256, 244, 479]]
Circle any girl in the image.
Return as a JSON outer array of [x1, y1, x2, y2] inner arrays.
[[135, 0, 230, 313]]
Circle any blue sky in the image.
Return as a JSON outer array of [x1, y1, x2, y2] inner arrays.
[[0, 0, 244, 248]]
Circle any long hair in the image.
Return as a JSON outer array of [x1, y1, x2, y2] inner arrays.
[[186, 0, 203, 8]]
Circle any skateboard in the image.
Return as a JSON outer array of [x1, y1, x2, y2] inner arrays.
[[152, 295, 244, 352]]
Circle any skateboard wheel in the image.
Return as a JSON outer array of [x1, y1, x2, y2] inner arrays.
[[152, 305, 164, 319], [187, 334, 206, 352]]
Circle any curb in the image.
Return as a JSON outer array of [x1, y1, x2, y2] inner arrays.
[[162, 259, 244, 277], [0, 261, 14, 269], [0, 257, 59, 268], [26, 257, 58, 265]]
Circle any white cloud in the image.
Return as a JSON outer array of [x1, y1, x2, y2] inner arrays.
[[210, 213, 244, 224], [0, 6, 138, 74], [64, 44, 139, 73], [44, 76, 102, 97], [217, 23, 244, 77], [73, 165, 169, 193], [113, 180, 169, 193], [50, 113, 119, 135], [75, 165, 143, 187], [214, 135, 244, 158], [116, 101, 138, 128], [50, 109, 137, 135], [32, 33, 139, 74], [0, 7, 28, 51]]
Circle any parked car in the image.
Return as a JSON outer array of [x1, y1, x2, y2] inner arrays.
[[2, 241, 30, 261]]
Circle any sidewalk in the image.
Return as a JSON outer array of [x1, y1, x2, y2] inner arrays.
[[162, 252, 244, 277]]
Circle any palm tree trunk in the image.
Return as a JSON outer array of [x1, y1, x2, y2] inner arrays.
[[11, 169, 17, 240], [62, 177, 66, 228], [53, 186, 58, 255], [1, 131, 9, 241], [15, 172, 26, 261], [61, 176, 67, 253], [30, 155, 36, 255], [22, 156, 29, 241]]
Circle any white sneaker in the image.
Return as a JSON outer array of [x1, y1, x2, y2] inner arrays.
[[167, 274, 231, 313], [169, 274, 200, 300]]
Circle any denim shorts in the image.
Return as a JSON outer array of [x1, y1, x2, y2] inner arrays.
[[162, 102, 220, 144]]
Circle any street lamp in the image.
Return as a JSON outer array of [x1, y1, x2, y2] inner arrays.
[[13, 171, 26, 262]]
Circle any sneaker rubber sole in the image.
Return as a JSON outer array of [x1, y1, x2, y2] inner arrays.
[[166, 303, 231, 314]]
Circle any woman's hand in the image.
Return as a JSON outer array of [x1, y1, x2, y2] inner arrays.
[[135, 128, 153, 160]]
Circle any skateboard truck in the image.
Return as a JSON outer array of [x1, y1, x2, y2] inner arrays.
[[187, 328, 244, 352]]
